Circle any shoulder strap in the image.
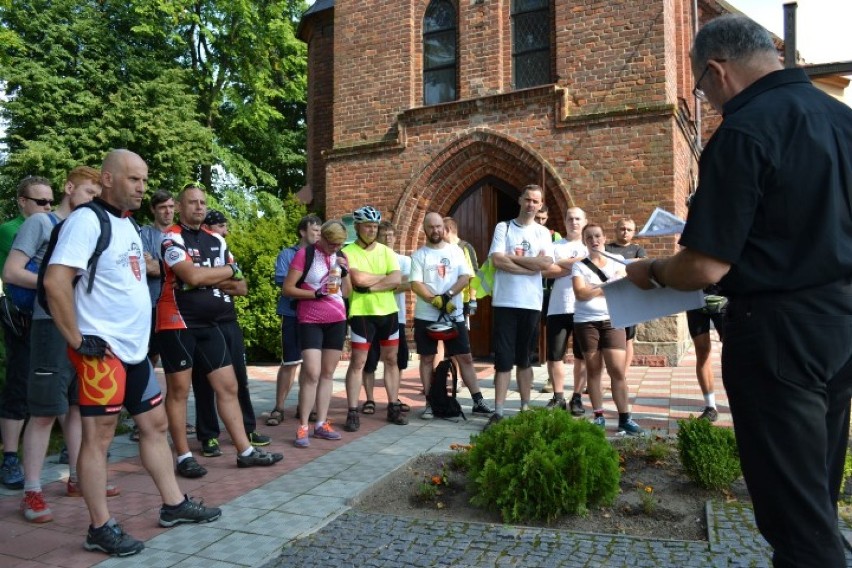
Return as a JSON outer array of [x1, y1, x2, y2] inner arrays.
[[83, 202, 112, 294], [581, 257, 609, 282], [294, 245, 316, 291]]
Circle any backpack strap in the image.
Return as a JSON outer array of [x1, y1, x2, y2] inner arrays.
[[83, 202, 112, 294], [294, 245, 316, 292], [581, 257, 609, 283]]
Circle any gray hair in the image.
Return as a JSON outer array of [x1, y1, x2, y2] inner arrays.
[[692, 14, 776, 69]]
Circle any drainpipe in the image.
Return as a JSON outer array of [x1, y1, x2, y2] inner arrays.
[[783, 2, 797, 68]]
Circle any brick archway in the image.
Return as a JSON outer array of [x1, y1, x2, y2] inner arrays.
[[393, 129, 573, 255]]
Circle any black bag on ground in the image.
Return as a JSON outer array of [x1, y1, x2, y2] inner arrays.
[[427, 358, 466, 420]]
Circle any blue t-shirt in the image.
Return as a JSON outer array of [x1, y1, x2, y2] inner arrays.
[[275, 244, 300, 316]]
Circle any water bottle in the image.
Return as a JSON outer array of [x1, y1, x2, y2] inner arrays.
[[327, 256, 341, 294]]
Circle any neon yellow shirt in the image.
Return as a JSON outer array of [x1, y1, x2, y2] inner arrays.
[[342, 242, 400, 316]]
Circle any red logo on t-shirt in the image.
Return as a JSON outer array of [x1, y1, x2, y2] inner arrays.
[[130, 254, 141, 281]]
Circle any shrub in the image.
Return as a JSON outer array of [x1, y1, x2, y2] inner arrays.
[[677, 417, 742, 490], [466, 409, 620, 523]]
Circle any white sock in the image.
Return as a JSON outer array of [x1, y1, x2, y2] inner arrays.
[[704, 393, 716, 408], [240, 446, 255, 457], [495, 404, 504, 416], [176, 452, 193, 464]]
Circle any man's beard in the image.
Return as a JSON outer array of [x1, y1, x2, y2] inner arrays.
[[428, 233, 443, 244]]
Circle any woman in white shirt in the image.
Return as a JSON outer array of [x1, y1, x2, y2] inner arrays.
[[572, 224, 643, 436]]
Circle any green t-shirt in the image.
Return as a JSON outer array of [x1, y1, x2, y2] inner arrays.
[[0, 215, 25, 276], [342, 241, 400, 317]]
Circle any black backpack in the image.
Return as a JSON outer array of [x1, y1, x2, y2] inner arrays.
[[427, 358, 466, 420], [36, 200, 139, 315]]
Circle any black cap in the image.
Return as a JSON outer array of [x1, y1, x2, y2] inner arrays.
[[204, 210, 227, 226]]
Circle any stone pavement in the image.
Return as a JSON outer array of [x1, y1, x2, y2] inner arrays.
[[1, 337, 850, 567]]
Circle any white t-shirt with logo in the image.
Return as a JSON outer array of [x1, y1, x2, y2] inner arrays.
[[489, 220, 554, 310], [410, 243, 471, 322], [547, 238, 588, 317], [49, 207, 150, 364], [571, 255, 625, 323]]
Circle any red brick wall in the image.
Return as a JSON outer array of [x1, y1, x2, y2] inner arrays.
[[302, 13, 335, 213]]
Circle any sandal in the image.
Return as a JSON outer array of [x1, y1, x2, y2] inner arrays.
[[397, 400, 411, 413], [266, 408, 285, 426], [361, 400, 376, 415], [185, 422, 196, 436]]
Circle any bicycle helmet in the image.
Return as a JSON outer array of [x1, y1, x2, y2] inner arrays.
[[426, 314, 459, 341], [352, 205, 381, 224]]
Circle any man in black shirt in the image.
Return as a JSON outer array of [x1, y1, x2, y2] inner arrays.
[[627, 15, 852, 567]]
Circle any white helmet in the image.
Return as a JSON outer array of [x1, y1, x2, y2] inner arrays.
[[353, 205, 381, 224]]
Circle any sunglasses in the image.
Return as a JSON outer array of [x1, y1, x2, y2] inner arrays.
[[22, 196, 54, 207]]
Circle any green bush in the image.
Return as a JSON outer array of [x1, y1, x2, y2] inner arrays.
[[467, 409, 620, 523], [677, 417, 742, 490]]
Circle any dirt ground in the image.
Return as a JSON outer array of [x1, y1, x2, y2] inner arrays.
[[354, 439, 751, 541]]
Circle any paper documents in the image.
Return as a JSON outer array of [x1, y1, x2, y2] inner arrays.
[[602, 277, 705, 328], [637, 208, 685, 237]]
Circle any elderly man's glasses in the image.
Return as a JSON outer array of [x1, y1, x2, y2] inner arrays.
[[692, 60, 726, 101], [22, 196, 54, 206]]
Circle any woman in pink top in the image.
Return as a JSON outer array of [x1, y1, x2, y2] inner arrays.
[[283, 220, 351, 447]]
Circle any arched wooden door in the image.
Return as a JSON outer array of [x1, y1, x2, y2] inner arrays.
[[448, 177, 520, 359]]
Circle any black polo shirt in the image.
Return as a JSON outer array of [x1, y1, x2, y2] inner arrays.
[[680, 68, 852, 296]]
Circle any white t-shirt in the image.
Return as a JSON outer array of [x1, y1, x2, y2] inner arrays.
[[547, 238, 588, 317], [410, 243, 471, 322], [49, 207, 151, 363], [571, 255, 625, 323], [396, 254, 411, 324], [489, 220, 554, 310]]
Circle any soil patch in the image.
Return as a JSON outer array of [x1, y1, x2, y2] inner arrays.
[[354, 438, 751, 541]]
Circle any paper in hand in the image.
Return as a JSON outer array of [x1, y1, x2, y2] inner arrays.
[[637, 208, 686, 237]]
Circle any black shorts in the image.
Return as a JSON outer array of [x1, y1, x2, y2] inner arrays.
[[545, 313, 584, 362], [625, 325, 636, 341], [492, 307, 541, 372], [413, 319, 471, 357], [299, 320, 347, 351], [280, 315, 302, 365], [686, 308, 726, 340], [364, 323, 409, 373], [157, 326, 232, 374], [349, 314, 400, 351], [68, 352, 163, 417], [574, 320, 627, 353]]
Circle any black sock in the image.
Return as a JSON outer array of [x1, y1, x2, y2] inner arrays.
[[349, 407, 359, 412], [553, 392, 564, 400], [162, 496, 188, 511], [571, 392, 582, 400], [472, 392, 483, 403], [618, 412, 630, 425]]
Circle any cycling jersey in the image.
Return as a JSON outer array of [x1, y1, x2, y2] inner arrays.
[[156, 224, 235, 330]]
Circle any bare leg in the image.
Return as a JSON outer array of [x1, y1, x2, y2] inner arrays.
[[274, 363, 298, 410], [62, 406, 82, 475], [494, 370, 511, 409], [0, 417, 25, 456], [133, 406, 185, 506], [298, 350, 321, 428], [603, 348, 630, 413], [363, 371, 375, 402], [455, 353, 482, 395], [207, 366, 252, 453], [164, 370, 192, 456], [693, 333, 715, 396], [79, 414, 118, 527], [419, 354, 435, 396], [585, 351, 604, 410], [572, 358, 587, 395], [516, 366, 533, 404], [345, 349, 369, 408], [548, 360, 565, 393], [22, 415, 57, 486], [624, 338, 635, 376], [316, 349, 342, 423], [380, 345, 400, 402]]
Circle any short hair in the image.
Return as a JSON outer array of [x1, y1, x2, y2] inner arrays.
[[692, 14, 776, 70], [66, 166, 100, 188], [582, 223, 603, 238], [177, 184, 204, 202], [150, 189, 174, 208], [321, 220, 347, 244], [378, 220, 394, 234], [17, 176, 51, 198], [443, 217, 458, 233], [297, 214, 322, 233], [537, 205, 549, 214], [616, 217, 635, 228], [522, 184, 543, 197]]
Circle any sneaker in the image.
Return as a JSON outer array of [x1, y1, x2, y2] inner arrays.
[[236, 448, 284, 468], [593, 415, 606, 429], [471, 400, 493, 415], [545, 396, 567, 410], [67, 479, 121, 498], [569, 394, 585, 416], [21, 490, 53, 523], [344, 409, 360, 432], [248, 431, 271, 446], [84, 521, 144, 557], [484, 413, 503, 430], [420, 405, 434, 420], [1, 455, 24, 489], [159, 495, 222, 527], [176, 456, 208, 478], [617, 418, 645, 437], [540, 377, 553, 393], [387, 402, 409, 425], [201, 438, 222, 457], [294, 425, 310, 448], [313, 421, 342, 441], [698, 406, 719, 422], [58, 445, 69, 464]]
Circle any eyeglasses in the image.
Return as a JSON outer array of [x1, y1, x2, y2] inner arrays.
[[21, 196, 54, 207], [692, 59, 726, 102]]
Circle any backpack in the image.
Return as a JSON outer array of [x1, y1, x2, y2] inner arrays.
[[289, 244, 347, 310], [5, 212, 60, 312], [427, 358, 466, 420], [36, 200, 139, 316]]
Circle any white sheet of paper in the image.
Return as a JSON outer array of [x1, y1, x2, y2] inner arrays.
[[637, 208, 686, 237], [602, 277, 705, 328]]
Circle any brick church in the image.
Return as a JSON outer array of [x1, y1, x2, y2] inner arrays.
[[296, 0, 738, 364]]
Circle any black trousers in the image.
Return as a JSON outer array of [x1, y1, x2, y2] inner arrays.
[[723, 290, 852, 568], [0, 317, 31, 421], [192, 320, 257, 442]]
